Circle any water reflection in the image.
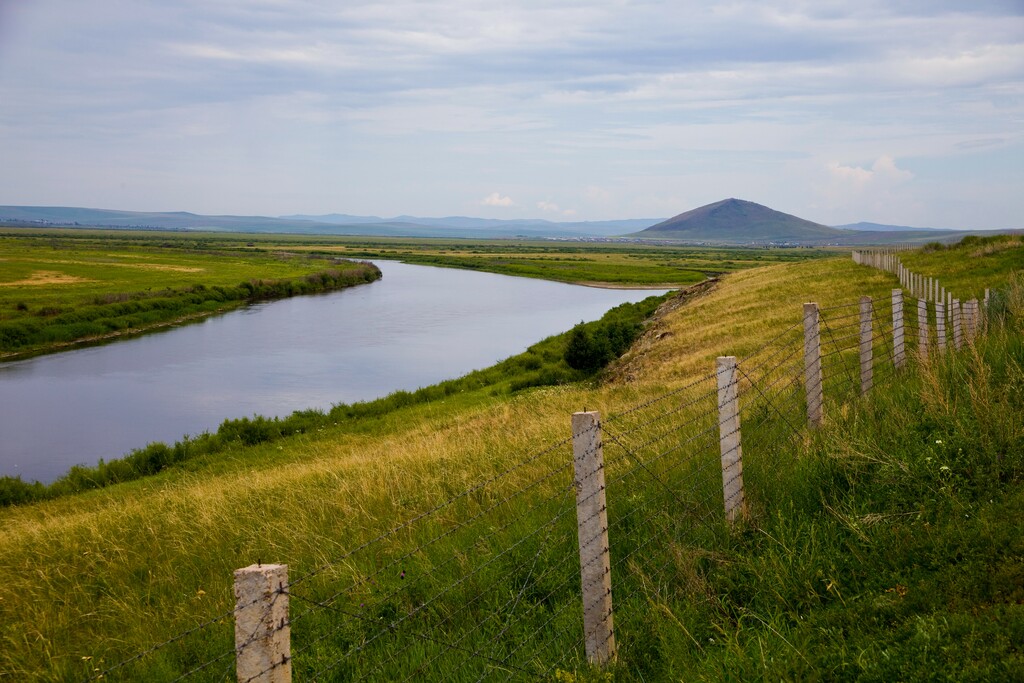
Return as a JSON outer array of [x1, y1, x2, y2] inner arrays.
[[0, 261, 668, 482]]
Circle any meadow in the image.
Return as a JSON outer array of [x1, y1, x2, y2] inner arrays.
[[0, 228, 831, 358], [0, 234, 1019, 680], [0, 230, 380, 357]]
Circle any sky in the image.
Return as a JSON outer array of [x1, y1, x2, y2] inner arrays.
[[0, 1, 1022, 229]]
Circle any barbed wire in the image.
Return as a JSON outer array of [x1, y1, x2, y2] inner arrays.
[[76, 276, 1001, 681]]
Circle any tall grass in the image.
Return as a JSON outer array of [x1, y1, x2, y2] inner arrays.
[[0, 256, 1020, 680]]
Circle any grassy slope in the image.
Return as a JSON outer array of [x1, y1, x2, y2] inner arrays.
[[0, 245, 1020, 680]]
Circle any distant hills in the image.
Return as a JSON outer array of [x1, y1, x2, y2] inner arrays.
[[631, 199, 1022, 246], [635, 198, 846, 243], [0, 203, 1017, 245], [0, 206, 656, 239]]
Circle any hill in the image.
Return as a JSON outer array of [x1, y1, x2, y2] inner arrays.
[[0, 238, 1020, 679], [633, 198, 850, 244], [834, 221, 953, 233], [0, 205, 659, 239]]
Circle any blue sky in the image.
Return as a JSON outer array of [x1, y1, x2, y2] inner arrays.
[[1, 1, 1022, 228]]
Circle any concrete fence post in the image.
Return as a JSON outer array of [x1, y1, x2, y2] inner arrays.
[[953, 298, 962, 350], [893, 289, 905, 369], [716, 357, 746, 523], [979, 298, 986, 333], [571, 411, 616, 666], [859, 297, 873, 396], [803, 302, 823, 427], [936, 301, 946, 353], [234, 564, 291, 683], [967, 299, 979, 339], [918, 299, 929, 360]]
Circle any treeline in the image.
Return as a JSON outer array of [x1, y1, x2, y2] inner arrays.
[[0, 292, 670, 506], [0, 261, 381, 353]]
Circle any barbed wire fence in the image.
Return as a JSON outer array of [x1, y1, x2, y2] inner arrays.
[[78, 253, 994, 682]]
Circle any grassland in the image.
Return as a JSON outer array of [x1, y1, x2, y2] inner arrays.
[[0, 236, 1020, 680], [1, 225, 835, 288], [0, 231, 381, 358], [0, 227, 831, 358], [901, 234, 1024, 300], [242, 235, 834, 286]]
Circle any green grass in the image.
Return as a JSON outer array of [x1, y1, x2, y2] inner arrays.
[[0, 237, 1020, 681], [901, 234, 1023, 301], [0, 232, 380, 356], [0, 292, 670, 505]]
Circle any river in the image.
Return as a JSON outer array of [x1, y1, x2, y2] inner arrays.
[[0, 261, 669, 483]]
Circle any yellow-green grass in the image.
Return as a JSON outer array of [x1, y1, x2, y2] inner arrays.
[[0, 233, 379, 357], [0, 246, 1016, 679], [899, 236, 1023, 301], [249, 237, 836, 287], [1, 226, 837, 288], [0, 235, 358, 320]]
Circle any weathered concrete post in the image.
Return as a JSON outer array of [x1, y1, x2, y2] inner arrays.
[[859, 296, 873, 396], [918, 299, 929, 359], [893, 289, 905, 369], [953, 298, 962, 350], [571, 411, 616, 666], [234, 564, 291, 683], [967, 299, 979, 339], [716, 357, 746, 523], [936, 301, 946, 353], [803, 303, 823, 427]]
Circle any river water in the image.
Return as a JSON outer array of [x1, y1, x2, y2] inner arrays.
[[0, 261, 668, 483]]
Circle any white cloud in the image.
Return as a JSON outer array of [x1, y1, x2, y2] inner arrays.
[[0, 1, 1021, 226], [827, 155, 914, 189], [538, 200, 577, 216], [817, 155, 919, 223], [482, 192, 514, 207]]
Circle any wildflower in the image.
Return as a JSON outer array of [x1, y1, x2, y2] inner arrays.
[[935, 439, 943, 444]]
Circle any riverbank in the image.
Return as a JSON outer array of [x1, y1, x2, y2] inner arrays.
[[0, 286, 672, 504], [0, 233, 381, 358], [0, 240, 1020, 680]]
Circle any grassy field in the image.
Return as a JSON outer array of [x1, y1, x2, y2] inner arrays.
[[900, 234, 1023, 300], [244, 235, 835, 286], [0, 237, 1020, 680], [0, 231, 382, 358], [0, 228, 833, 357]]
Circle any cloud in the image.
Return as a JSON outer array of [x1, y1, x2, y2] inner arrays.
[[482, 192, 514, 207], [538, 200, 577, 216], [827, 155, 914, 188], [0, 1, 1021, 226], [818, 155, 919, 223]]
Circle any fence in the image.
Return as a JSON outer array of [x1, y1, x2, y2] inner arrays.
[[84, 253, 994, 682]]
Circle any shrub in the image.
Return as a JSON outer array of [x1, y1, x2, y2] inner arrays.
[[564, 324, 612, 371]]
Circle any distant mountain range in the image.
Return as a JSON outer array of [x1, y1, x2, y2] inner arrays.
[[630, 199, 1021, 246], [281, 212, 658, 236], [0, 206, 655, 239], [636, 198, 846, 243], [0, 203, 1016, 245]]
